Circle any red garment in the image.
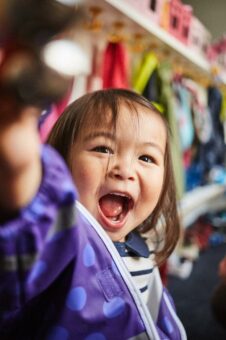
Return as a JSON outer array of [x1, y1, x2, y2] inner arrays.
[[102, 42, 129, 89], [86, 44, 103, 92]]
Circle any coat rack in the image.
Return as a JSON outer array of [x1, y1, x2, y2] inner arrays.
[[82, 0, 226, 94]]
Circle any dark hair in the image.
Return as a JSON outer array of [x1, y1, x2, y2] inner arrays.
[[47, 88, 181, 265]]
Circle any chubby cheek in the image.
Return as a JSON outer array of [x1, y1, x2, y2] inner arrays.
[[71, 159, 102, 214], [72, 165, 92, 198], [141, 173, 164, 212]]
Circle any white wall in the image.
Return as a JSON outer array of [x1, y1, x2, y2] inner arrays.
[[184, 0, 226, 41]]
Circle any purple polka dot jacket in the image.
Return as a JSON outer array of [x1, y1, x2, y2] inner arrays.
[[0, 145, 187, 340]]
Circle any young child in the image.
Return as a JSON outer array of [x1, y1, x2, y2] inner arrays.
[[0, 89, 186, 339], [47, 88, 180, 263]]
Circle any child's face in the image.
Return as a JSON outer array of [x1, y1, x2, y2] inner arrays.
[[70, 103, 166, 242]]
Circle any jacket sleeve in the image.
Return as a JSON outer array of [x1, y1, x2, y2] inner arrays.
[[0, 145, 77, 319]]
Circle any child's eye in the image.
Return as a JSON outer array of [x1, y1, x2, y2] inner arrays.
[[92, 146, 113, 154], [139, 155, 154, 163]]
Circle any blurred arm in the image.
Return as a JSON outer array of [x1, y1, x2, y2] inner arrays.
[[0, 96, 42, 220]]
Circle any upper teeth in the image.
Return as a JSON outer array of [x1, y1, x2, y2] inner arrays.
[[110, 192, 131, 199]]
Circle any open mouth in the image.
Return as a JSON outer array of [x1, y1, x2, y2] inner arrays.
[[98, 192, 134, 227]]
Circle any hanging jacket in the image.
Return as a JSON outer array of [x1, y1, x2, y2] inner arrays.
[[198, 86, 225, 176], [182, 79, 212, 145], [133, 51, 159, 96], [102, 41, 129, 89], [172, 82, 194, 152], [0, 145, 186, 340], [158, 62, 185, 199]]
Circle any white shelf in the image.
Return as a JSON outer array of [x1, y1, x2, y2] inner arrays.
[[83, 0, 226, 86], [104, 0, 210, 73], [179, 184, 226, 228]]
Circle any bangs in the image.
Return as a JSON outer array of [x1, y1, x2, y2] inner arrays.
[[74, 92, 140, 145], [48, 88, 167, 168]]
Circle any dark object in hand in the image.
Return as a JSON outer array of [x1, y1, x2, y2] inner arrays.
[[0, 0, 81, 108]]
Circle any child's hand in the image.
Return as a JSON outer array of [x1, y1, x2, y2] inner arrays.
[[0, 94, 42, 216]]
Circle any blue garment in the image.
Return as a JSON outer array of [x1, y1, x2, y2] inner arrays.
[[0, 145, 186, 339], [199, 87, 225, 174], [114, 231, 150, 257]]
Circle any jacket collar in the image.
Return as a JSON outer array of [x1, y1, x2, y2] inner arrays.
[[114, 231, 149, 258]]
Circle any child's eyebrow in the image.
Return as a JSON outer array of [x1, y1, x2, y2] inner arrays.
[[84, 131, 115, 141], [143, 142, 165, 156], [84, 132, 164, 155]]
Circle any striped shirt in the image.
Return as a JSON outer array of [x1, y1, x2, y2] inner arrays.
[[114, 231, 155, 303]]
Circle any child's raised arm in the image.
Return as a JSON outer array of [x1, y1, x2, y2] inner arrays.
[[0, 0, 77, 219], [0, 95, 42, 220]]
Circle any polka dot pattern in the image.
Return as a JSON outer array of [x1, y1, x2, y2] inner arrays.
[[1, 145, 171, 339], [66, 286, 87, 311], [163, 316, 173, 334], [83, 244, 96, 267], [103, 297, 125, 318], [85, 333, 106, 340]]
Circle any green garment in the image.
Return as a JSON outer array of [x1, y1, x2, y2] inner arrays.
[[220, 92, 226, 122], [158, 62, 185, 200], [133, 52, 158, 94]]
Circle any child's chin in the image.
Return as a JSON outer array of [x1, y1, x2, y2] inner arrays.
[[102, 227, 126, 243]]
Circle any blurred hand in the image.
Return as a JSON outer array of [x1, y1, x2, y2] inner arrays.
[[0, 96, 42, 216], [0, 0, 82, 219]]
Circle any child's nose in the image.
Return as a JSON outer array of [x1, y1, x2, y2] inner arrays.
[[109, 157, 135, 181]]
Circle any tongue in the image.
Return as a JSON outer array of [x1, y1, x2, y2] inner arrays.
[[99, 195, 124, 217]]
